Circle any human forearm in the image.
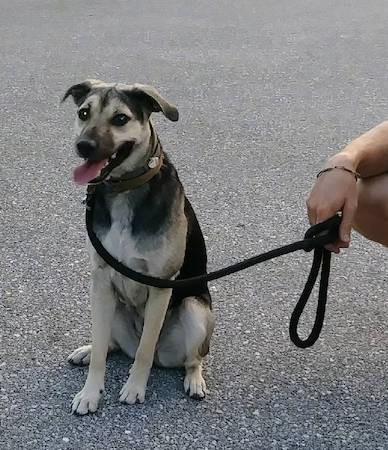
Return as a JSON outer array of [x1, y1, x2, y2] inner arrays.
[[326, 121, 388, 178]]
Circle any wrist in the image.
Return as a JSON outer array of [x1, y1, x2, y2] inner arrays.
[[317, 166, 360, 181]]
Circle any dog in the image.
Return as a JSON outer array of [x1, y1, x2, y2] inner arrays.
[[62, 79, 215, 415]]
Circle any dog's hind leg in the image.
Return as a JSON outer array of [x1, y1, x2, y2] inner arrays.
[[181, 297, 214, 399], [68, 303, 139, 366], [110, 303, 140, 359], [156, 296, 214, 399], [67, 341, 118, 366]]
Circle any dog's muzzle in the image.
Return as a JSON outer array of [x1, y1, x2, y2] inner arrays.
[[73, 140, 135, 185], [76, 138, 98, 159]]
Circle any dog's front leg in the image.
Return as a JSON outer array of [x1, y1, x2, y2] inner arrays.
[[71, 268, 116, 415], [119, 287, 171, 404]]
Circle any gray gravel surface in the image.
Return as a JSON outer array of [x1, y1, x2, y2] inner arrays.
[[1, 1, 387, 449]]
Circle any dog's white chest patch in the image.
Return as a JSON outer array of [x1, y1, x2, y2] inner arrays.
[[101, 195, 149, 308]]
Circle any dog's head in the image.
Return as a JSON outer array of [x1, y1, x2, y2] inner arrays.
[[62, 79, 178, 184]]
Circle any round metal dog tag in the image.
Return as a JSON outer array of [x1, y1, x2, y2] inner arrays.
[[148, 157, 159, 169]]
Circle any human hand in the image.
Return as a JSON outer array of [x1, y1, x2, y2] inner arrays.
[[306, 165, 358, 253]]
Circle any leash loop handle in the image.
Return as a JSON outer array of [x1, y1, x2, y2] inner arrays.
[[289, 215, 340, 348], [289, 247, 331, 348]]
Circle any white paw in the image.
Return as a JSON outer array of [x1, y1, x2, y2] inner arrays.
[[119, 377, 147, 404], [71, 385, 103, 415], [67, 345, 91, 366], [184, 371, 208, 400]]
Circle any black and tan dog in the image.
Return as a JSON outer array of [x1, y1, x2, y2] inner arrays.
[[63, 79, 214, 415]]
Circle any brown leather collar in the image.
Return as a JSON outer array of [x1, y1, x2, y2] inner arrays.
[[87, 124, 164, 194], [105, 149, 164, 193]]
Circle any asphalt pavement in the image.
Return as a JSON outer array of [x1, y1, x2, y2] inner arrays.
[[0, 1, 387, 449]]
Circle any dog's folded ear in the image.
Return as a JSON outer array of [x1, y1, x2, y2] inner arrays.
[[126, 84, 179, 122], [62, 80, 93, 105]]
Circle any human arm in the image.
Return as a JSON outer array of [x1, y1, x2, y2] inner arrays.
[[307, 121, 388, 251]]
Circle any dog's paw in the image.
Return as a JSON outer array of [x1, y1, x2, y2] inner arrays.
[[119, 377, 147, 404], [184, 370, 208, 400], [67, 345, 91, 366], [71, 386, 103, 415]]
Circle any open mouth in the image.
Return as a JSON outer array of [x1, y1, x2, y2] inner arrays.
[[73, 141, 135, 185]]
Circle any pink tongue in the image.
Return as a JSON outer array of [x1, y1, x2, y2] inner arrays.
[[73, 160, 107, 185]]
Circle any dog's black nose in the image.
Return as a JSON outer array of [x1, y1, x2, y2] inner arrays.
[[76, 139, 97, 158]]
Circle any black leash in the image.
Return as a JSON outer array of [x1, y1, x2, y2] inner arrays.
[[85, 190, 341, 349]]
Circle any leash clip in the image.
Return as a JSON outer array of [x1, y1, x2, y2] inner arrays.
[[82, 197, 92, 211], [83, 186, 96, 210]]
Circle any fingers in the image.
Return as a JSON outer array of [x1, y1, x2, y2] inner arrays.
[[325, 243, 340, 253], [339, 199, 358, 243], [306, 198, 317, 225], [307, 199, 337, 226], [316, 206, 335, 226], [325, 238, 350, 253], [307, 198, 354, 252]]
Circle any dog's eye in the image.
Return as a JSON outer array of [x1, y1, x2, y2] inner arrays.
[[78, 108, 89, 121], [111, 114, 130, 127]]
